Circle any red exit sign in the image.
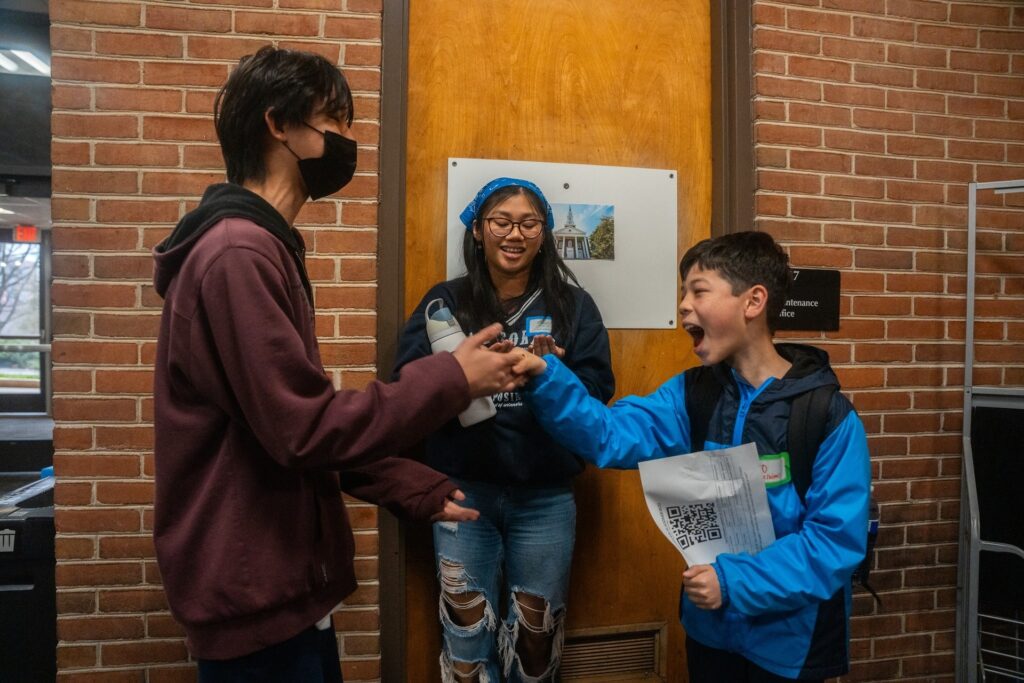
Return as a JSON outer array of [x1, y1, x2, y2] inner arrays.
[[14, 225, 39, 243]]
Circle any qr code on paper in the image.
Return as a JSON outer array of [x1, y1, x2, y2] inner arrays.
[[666, 503, 722, 550]]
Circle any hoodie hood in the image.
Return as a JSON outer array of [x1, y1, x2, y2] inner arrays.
[[152, 183, 312, 303]]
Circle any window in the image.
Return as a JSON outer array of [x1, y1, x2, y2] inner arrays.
[[0, 219, 50, 413]]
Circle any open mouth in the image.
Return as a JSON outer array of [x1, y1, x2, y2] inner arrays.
[[683, 323, 705, 351], [500, 246, 526, 258]]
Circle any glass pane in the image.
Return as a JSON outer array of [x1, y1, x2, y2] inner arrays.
[[0, 242, 41, 338], [0, 344, 42, 393]]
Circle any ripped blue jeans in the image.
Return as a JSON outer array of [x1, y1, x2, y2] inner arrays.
[[433, 480, 575, 683]]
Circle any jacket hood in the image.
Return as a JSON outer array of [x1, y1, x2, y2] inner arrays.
[[714, 343, 840, 403], [770, 342, 840, 399], [152, 183, 312, 302]]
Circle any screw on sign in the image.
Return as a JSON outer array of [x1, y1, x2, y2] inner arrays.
[[0, 528, 15, 552]]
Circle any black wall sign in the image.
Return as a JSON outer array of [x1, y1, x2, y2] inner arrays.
[[776, 269, 840, 332]]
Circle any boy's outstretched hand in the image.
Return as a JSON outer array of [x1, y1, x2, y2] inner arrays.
[[683, 565, 722, 609], [430, 489, 480, 523], [511, 348, 547, 377], [507, 334, 564, 378]]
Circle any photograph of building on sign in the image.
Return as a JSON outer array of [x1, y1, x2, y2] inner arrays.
[[551, 204, 615, 261]]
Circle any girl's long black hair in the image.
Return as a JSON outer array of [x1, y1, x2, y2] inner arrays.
[[456, 185, 580, 342]]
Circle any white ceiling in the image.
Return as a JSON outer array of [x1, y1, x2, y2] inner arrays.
[[0, 196, 50, 229]]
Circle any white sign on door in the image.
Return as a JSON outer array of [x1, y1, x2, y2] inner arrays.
[[446, 158, 679, 329]]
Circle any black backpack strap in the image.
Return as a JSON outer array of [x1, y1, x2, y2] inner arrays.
[[790, 383, 883, 604], [854, 495, 882, 604], [787, 384, 837, 504], [684, 366, 722, 451], [679, 365, 723, 622]]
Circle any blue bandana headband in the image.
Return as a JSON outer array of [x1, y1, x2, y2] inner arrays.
[[459, 177, 556, 232]]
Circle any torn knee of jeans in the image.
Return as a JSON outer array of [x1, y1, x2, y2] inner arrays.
[[438, 558, 496, 632], [440, 651, 492, 683], [439, 591, 496, 634], [512, 591, 556, 634], [441, 588, 487, 616], [498, 593, 566, 681]]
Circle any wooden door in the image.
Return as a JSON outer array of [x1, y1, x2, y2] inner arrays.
[[402, 1, 711, 679]]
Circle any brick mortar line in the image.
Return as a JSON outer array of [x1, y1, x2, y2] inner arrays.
[[754, 111, 1020, 125], [754, 85, 1023, 103], [44, 115, 388, 133], [754, 32, 1024, 50], [754, 30, 1024, 53], [53, 23, 384, 44], [755, 49, 1006, 69], [55, 9, 384, 26], [755, 122, 1022, 140], [49, 53, 386, 66], [755, 1, 1021, 23]]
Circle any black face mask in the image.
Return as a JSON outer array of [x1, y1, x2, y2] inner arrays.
[[286, 123, 357, 200]]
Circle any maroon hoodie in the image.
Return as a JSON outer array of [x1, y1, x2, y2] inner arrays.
[[152, 184, 468, 659]]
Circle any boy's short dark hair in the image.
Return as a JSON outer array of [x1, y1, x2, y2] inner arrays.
[[679, 231, 792, 332], [214, 46, 354, 185]]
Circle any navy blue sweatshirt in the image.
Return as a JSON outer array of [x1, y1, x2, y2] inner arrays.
[[394, 277, 615, 486]]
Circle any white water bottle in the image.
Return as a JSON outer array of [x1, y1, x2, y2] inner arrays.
[[424, 298, 497, 427]]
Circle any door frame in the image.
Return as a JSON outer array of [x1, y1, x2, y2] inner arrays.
[[376, 1, 410, 677], [375, 1, 753, 677]]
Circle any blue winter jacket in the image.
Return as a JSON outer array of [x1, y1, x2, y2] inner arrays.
[[523, 344, 870, 679]]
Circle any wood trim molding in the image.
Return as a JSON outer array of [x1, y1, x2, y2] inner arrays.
[[710, 0, 754, 235], [377, 0, 409, 679]]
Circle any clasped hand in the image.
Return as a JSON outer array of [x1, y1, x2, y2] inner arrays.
[[450, 325, 564, 399]]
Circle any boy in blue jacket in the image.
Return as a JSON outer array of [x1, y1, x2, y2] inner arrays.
[[512, 231, 870, 682]]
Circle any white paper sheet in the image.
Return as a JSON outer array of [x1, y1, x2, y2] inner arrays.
[[638, 442, 776, 566]]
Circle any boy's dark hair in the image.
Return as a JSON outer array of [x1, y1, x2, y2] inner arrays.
[[679, 230, 792, 332], [458, 185, 580, 342], [214, 46, 354, 185]]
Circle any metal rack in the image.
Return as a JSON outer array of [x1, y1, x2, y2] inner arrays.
[[956, 179, 1024, 682]]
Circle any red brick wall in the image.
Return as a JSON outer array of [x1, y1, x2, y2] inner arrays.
[[49, 0, 384, 679], [752, 1, 1023, 681]]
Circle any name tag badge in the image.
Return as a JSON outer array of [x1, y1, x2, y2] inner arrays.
[[760, 452, 791, 488], [526, 316, 553, 339]]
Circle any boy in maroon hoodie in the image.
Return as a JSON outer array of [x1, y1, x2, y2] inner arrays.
[[152, 47, 521, 681]]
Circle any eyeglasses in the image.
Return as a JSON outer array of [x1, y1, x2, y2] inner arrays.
[[484, 216, 545, 239]]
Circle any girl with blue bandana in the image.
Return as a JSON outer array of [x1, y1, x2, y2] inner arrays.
[[394, 177, 615, 681]]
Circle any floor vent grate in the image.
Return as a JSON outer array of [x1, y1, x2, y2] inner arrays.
[[561, 623, 665, 681]]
